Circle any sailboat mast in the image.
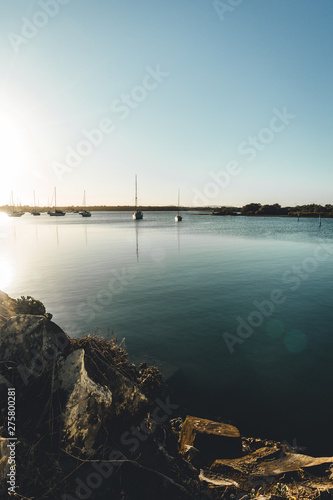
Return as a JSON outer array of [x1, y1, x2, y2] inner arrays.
[[54, 187, 57, 208], [135, 175, 138, 209], [178, 189, 180, 216]]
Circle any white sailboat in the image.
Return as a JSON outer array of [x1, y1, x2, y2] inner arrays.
[[8, 191, 24, 217], [175, 189, 182, 222], [132, 175, 143, 220], [80, 191, 91, 217], [48, 187, 65, 216]]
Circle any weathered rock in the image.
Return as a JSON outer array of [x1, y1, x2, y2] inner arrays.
[[203, 446, 282, 494], [57, 349, 112, 453], [207, 448, 333, 499], [258, 452, 333, 476], [104, 363, 148, 421], [211, 449, 333, 477], [179, 416, 242, 464], [182, 444, 201, 469], [0, 314, 69, 384], [0, 314, 45, 362], [75, 336, 149, 424], [210, 445, 281, 475]]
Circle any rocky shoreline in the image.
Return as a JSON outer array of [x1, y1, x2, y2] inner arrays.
[[0, 291, 332, 499]]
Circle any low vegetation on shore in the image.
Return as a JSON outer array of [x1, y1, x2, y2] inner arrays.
[[1, 202, 332, 217], [213, 202, 333, 217]]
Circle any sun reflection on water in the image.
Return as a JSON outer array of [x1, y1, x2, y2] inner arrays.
[[0, 260, 12, 289], [0, 213, 10, 224]]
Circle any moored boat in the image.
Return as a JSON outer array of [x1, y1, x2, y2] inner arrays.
[[80, 210, 91, 217], [31, 191, 40, 215], [132, 175, 143, 220], [7, 192, 24, 217], [175, 189, 182, 222], [48, 187, 65, 216], [79, 191, 91, 217]]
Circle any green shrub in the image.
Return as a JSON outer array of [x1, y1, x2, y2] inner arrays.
[[10, 296, 52, 319]]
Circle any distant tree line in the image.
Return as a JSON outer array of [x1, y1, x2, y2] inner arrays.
[[213, 203, 333, 217], [1, 203, 332, 216], [0, 205, 195, 212]]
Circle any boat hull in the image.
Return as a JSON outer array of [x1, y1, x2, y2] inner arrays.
[[8, 212, 24, 217], [175, 215, 182, 222], [133, 211, 143, 220]]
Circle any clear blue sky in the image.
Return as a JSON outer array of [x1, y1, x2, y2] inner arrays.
[[1, 0, 332, 207]]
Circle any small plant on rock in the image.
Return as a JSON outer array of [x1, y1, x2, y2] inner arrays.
[[10, 295, 52, 319]]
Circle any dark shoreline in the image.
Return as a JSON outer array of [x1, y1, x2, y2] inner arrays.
[[2, 207, 332, 218]]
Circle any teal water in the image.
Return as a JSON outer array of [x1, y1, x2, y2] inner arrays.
[[1, 212, 332, 455]]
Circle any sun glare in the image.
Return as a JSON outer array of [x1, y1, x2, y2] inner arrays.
[[0, 112, 29, 204], [0, 260, 12, 289], [0, 213, 9, 224]]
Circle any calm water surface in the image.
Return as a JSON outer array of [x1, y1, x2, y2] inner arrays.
[[1, 211, 332, 454]]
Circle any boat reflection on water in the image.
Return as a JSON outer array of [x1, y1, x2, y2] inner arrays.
[[135, 225, 139, 262]]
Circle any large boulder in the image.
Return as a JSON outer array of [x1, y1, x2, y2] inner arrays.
[[179, 416, 242, 464], [0, 314, 69, 384], [57, 349, 112, 454], [75, 336, 149, 425]]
